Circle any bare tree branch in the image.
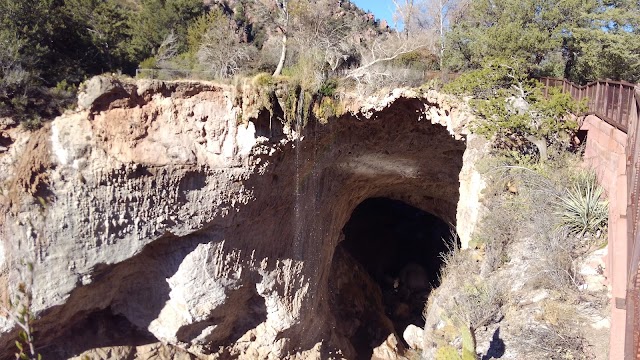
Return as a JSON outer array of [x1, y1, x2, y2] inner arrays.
[[197, 21, 254, 78], [343, 34, 431, 80]]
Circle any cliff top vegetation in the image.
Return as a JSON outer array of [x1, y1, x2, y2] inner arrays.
[[0, 0, 637, 128]]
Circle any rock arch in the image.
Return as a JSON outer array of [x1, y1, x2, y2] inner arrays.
[[0, 79, 479, 358]]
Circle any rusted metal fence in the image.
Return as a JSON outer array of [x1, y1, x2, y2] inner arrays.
[[627, 87, 640, 360], [539, 77, 637, 133], [540, 77, 640, 359]]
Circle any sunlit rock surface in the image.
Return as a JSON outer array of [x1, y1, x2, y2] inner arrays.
[[0, 76, 478, 359]]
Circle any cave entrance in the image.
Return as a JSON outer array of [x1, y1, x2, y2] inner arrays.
[[329, 197, 455, 358]]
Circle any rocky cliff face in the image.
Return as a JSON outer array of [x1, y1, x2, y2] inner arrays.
[[0, 76, 478, 359]]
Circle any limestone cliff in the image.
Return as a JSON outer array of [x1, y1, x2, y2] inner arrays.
[[0, 76, 478, 359]]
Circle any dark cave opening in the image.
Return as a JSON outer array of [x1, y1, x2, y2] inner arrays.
[[329, 197, 456, 358]]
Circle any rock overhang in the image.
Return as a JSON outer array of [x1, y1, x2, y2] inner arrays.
[[0, 76, 481, 359]]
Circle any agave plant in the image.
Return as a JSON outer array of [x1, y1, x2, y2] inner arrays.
[[556, 172, 608, 237]]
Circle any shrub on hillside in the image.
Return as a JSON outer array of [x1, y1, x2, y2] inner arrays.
[[556, 171, 608, 238], [443, 59, 585, 161]]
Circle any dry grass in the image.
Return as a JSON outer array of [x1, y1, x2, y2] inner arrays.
[[528, 228, 583, 294], [474, 149, 601, 295], [452, 278, 505, 329], [423, 148, 607, 359], [517, 321, 591, 360], [426, 237, 505, 331]]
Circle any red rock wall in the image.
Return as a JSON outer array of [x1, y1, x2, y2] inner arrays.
[[581, 114, 628, 360]]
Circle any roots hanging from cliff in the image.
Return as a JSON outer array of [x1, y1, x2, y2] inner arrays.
[[328, 197, 456, 358]]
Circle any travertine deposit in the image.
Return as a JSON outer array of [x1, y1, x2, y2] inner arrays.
[[0, 76, 480, 359]]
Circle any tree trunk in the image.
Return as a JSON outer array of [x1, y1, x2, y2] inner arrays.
[[273, 33, 287, 76], [439, 0, 445, 70], [526, 135, 548, 162]]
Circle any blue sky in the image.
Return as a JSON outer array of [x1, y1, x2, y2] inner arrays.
[[350, 0, 397, 27]]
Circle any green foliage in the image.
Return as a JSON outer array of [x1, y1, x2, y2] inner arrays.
[[436, 346, 463, 360], [54, 80, 75, 94], [445, 0, 640, 82], [556, 171, 609, 237], [129, 0, 205, 61], [444, 0, 572, 74], [280, 53, 325, 91], [0, 0, 135, 122], [318, 79, 338, 97], [2, 262, 41, 360], [313, 97, 345, 123], [0, 0, 135, 84], [0, 29, 37, 120], [444, 59, 581, 157], [393, 49, 438, 71], [253, 73, 275, 88], [64, 0, 135, 72], [281, 84, 304, 125], [21, 117, 43, 131], [566, 0, 640, 83], [443, 65, 513, 99], [186, 9, 226, 55], [139, 57, 158, 70], [435, 323, 478, 360]]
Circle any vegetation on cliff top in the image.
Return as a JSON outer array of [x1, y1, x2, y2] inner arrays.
[[0, 0, 637, 126], [443, 59, 586, 161]]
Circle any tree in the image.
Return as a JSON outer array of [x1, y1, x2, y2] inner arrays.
[[444, 59, 583, 160], [444, 0, 573, 73], [0, 0, 137, 83], [252, 0, 291, 76], [393, 0, 465, 69], [444, 0, 640, 82], [344, 34, 432, 80], [194, 9, 255, 78], [0, 0, 64, 83], [272, 0, 289, 76], [287, 0, 359, 77], [128, 0, 205, 64], [565, 0, 640, 82], [392, 0, 419, 37], [0, 30, 35, 118], [64, 0, 135, 72], [343, 1, 437, 90], [421, 0, 466, 69], [250, 0, 360, 81]]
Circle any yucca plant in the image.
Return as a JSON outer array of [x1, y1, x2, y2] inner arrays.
[[556, 172, 608, 237]]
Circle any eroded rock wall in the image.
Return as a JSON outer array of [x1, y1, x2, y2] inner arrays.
[[0, 76, 476, 359]]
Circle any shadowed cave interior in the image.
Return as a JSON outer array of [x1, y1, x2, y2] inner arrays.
[[329, 197, 455, 359]]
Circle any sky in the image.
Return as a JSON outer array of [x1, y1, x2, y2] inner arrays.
[[350, 0, 397, 28]]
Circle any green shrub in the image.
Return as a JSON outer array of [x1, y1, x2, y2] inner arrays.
[[435, 323, 478, 360], [53, 79, 73, 93], [253, 72, 274, 87], [556, 171, 608, 237], [313, 96, 345, 123], [393, 49, 438, 71], [318, 79, 338, 97], [1, 262, 41, 360], [443, 59, 583, 159], [186, 9, 225, 54], [139, 56, 158, 70], [21, 117, 42, 131], [280, 53, 324, 91]]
